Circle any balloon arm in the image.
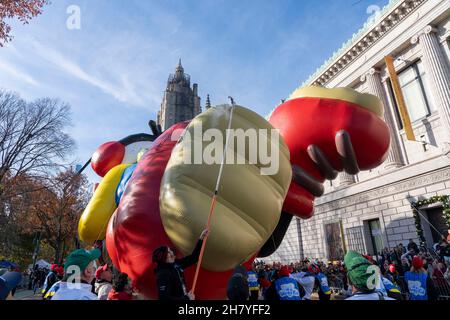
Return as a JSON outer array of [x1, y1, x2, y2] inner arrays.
[[149, 120, 162, 137], [335, 130, 360, 175], [293, 130, 360, 197]]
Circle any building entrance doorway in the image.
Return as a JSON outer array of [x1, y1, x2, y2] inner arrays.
[[368, 219, 384, 255], [425, 207, 448, 244]]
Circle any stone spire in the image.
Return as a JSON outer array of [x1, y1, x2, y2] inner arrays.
[[205, 94, 211, 109], [175, 58, 184, 79], [158, 60, 200, 131]]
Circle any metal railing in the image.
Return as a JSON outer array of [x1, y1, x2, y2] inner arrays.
[[432, 276, 450, 300]]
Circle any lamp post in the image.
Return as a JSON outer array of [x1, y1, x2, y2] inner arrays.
[[31, 230, 42, 270]]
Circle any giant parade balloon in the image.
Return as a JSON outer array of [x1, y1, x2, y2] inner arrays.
[[78, 86, 391, 299]]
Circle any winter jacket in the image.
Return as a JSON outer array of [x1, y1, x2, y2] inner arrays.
[[51, 282, 98, 300], [154, 239, 203, 300], [265, 275, 305, 300], [226, 266, 249, 301], [42, 271, 57, 296], [95, 280, 113, 300]]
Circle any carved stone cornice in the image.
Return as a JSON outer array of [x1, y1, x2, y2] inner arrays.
[[411, 25, 439, 44], [315, 166, 450, 214], [298, 0, 426, 89], [360, 68, 380, 82]]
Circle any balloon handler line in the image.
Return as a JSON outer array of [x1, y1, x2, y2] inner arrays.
[[190, 100, 235, 294]]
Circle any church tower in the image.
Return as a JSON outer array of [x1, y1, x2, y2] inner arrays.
[[157, 59, 201, 131]]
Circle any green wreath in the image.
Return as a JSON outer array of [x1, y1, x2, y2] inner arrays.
[[410, 195, 450, 243]]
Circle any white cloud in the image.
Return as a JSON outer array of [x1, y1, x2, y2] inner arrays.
[[0, 60, 39, 86], [29, 39, 148, 107]]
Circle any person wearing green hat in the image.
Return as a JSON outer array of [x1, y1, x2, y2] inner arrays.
[[51, 248, 101, 300], [344, 251, 394, 300]]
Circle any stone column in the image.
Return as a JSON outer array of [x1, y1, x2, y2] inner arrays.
[[339, 172, 355, 186], [411, 25, 450, 155], [361, 68, 404, 168]]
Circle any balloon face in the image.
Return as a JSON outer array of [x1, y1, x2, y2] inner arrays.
[[122, 141, 153, 164], [91, 137, 154, 178]]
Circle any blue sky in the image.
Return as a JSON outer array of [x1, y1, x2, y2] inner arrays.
[[0, 0, 389, 182]]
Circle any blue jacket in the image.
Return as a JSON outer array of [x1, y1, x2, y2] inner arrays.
[[405, 271, 428, 300], [43, 281, 61, 300], [381, 276, 401, 294], [42, 271, 57, 295], [247, 271, 259, 290], [274, 276, 302, 300], [316, 273, 331, 295]]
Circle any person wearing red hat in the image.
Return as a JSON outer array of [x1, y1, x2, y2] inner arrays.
[[388, 264, 396, 274], [404, 256, 437, 300], [56, 265, 64, 279], [94, 264, 113, 300], [265, 266, 304, 300], [385, 264, 401, 290]]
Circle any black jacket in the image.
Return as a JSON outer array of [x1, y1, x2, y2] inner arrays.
[[407, 242, 419, 254], [155, 240, 202, 300]]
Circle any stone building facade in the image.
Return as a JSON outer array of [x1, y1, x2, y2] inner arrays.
[[267, 0, 450, 263], [157, 60, 202, 131]]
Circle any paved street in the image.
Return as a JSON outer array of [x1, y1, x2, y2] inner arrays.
[[13, 289, 43, 300], [10, 287, 345, 301]]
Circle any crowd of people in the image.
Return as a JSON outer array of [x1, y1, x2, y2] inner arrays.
[[245, 238, 450, 300], [1, 234, 449, 301], [1, 248, 134, 300], [42, 247, 134, 300]]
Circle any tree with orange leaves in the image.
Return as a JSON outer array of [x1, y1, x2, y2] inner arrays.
[[1, 169, 90, 265], [22, 169, 90, 263], [0, 0, 49, 47]]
